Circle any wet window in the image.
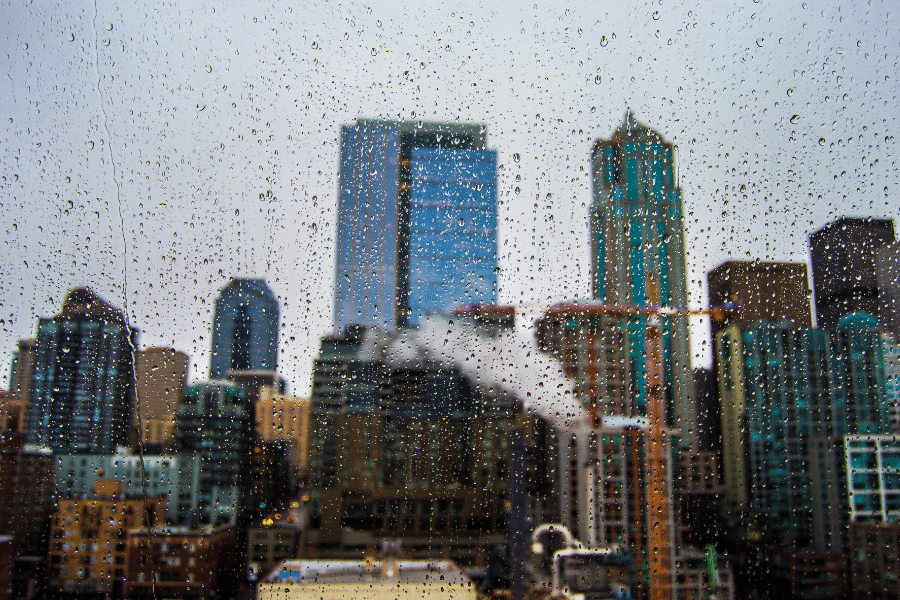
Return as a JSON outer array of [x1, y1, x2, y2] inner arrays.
[[1, 3, 899, 600]]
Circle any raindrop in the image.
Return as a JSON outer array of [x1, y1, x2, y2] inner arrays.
[[790, 115, 800, 124], [87, 141, 94, 150], [756, 38, 764, 47], [311, 41, 319, 50], [787, 88, 794, 96], [206, 65, 212, 73], [652, 11, 660, 20], [594, 75, 602, 84], [818, 137, 826, 146], [68, 33, 75, 42], [371, 48, 377, 56], [513, 153, 521, 163], [600, 35, 608, 47]]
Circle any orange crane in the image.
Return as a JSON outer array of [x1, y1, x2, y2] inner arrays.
[[495, 277, 732, 600]]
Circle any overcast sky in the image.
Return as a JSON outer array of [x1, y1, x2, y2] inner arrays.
[[1, 0, 898, 394]]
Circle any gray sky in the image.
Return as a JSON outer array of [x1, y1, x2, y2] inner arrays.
[[1, 0, 898, 395]]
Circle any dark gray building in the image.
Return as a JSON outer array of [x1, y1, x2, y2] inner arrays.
[[877, 240, 900, 341], [707, 260, 812, 344], [809, 217, 896, 329], [26, 288, 137, 454]]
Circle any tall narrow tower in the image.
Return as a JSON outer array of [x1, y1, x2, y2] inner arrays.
[[590, 111, 694, 448]]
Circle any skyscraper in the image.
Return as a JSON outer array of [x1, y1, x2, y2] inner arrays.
[[209, 278, 279, 380], [26, 288, 138, 454], [707, 260, 813, 343], [333, 119, 498, 332], [809, 217, 896, 329], [589, 111, 694, 447]]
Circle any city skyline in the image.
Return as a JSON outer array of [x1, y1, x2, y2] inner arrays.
[[2, 2, 899, 395]]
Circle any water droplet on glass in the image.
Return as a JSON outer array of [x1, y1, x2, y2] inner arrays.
[[513, 153, 520, 163], [371, 48, 377, 56], [652, 11, 660, 20], [790, 115, 800, 124], [787, 88, 794, 96], [594, 75, 602, 84], [756, 38, 764, 47], [600, 36, 608, 47], [206, 65, 212, 73], [818, 137, 826, 146]]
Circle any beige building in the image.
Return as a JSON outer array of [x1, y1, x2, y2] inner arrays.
[[0, 391, 28, 434], [256, 385, 310, 474], [134, 347, 189, 446], [48, 480, 166, 596], [257, 560, 476, 600]]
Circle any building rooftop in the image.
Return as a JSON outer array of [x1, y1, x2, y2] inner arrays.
[[261, 559, 472, 587]]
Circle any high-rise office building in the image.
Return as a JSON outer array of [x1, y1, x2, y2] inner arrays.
[[27, 288, 138, 454], [175, 381, 251, 525], [707, 261, 813, 343], [716, 314, 891, 540], [589, 111, 694, 447], [877, 241, 900, 341], [134, 347, 189, 447], [209, 278, 279, 380], [333, 119, 498, 332], [809, 217, 896, 329]]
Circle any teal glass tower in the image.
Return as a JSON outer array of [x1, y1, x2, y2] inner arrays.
[[590, 111, 694, 447]]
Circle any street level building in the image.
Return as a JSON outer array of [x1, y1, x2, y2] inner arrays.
[[26, 288, 138, 454], [47, 480, 165, 597], [334, 119, 498, 332], [848, 521, 900, 600], [258, 559, 476, 600], [209, 278, 279, 380], [0, 441, 54, 558], [809, 217, 896, 329], [125, 525, 238, 600]]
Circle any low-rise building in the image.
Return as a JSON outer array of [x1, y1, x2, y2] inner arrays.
[[125, 525, 237, 600], [257, 559, 476, 600], [0, 442, 54, 558], [848, 521, 900, 600], [47, 480, 165, 597]]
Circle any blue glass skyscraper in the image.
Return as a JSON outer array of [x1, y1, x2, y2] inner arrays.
[[209, 278, 279, 380], [334, 119, 498, 332]]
